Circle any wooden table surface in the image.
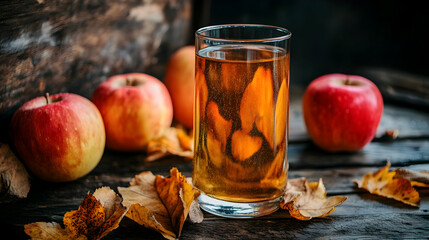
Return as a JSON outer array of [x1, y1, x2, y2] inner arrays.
[[1, 87, 429, 239]]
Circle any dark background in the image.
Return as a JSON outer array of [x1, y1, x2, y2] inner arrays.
[[192, 0, 429, 87]]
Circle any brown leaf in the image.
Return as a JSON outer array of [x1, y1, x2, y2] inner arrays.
[[274, 78, 288, 149], [0, 143, 31, 203], [188, 199, 204, 224], [206, 131, 226, 169], [25, 187, 127, 240], [395, 168, 429, 187], [384, 129, 400, 139], [206, 101, 232, 152], [230, 129, 262, 161], [155, 168, 201, 235], [353, 162, 421, 207], [118, 168, 202, 240], [176, 127, 193, 152], [239, 66, 274, 149], [281, 178, 347, 220], [118, 171, 175, 239], [185, 177, 204, 224], [145, 127, 193, 162], [25, 222, 85, 240]]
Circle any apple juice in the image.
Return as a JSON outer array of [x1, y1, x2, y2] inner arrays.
[[193, 44, 290, 202]]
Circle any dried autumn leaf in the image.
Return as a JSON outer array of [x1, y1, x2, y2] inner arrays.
[[274, 78, 288, 149], [118, 168, 202, 240], [206, 101, 232, 152], [25, 222, 85, 240], [25, 187, 127, 240], [231, 129, 262, 161], [385, 129, 400, 139], [395, 168, 429, 187], [176, 128, 193, 152], [353, 162, 421, 207], [118, 171, 175, 239], [0, 143, 31, 203], [261, 147, 288, 189], [281, 178, 347, 220], [155, 168, 201, 235], [185, 177, 204, 224], [145, 127, 193, 162], [206, 131, 225, 168], [240, 66, 274, 148]]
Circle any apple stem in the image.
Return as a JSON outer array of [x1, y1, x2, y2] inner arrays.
[[126, 78, 134, 86], [344, 78, 351, 86], [45, 93, 51, 104]]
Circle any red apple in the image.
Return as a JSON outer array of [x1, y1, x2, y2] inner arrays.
[[92, 73, 173, 151], [302, 73, 383, 152], [10, 93, 106, 182], [164, 45, 195, 129]]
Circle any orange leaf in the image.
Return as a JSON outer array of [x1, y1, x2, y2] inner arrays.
[[206, 101, 232, 152], [155, 168, 201, 236], [25, 187, 127, 240], [206, 131, 226, 169], [394, 168, 429, 187], [353, 162, 421, 207], [24, 222, 84, 240], [145, 127, 193, 162], [274, 78, 288, 150], [281, 178, 347, 220], [118, 168, 202, 240], [261, 147, 288, 189], [240, 66, 274, 148], [118, 171, 175, 239], [176, 127, 193, 152], [230, 129, 262, 161]]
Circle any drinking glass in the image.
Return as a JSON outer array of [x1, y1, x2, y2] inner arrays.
[[193, 24, 291, 218]]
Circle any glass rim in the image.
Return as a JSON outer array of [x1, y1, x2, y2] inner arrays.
[[195, 24, 292, 43]]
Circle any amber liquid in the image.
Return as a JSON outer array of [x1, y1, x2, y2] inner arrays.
[[193, 45, 290, 202]]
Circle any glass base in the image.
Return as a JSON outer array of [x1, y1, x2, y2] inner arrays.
[[198, 193, 280, 218]]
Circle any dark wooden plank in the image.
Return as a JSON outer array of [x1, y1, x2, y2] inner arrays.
[[288, 139, 429, 170], [359, 67, 429, 109], [100, 211, 429, 239], [1, 154, 428, 239], [182, 214, 429, 239]]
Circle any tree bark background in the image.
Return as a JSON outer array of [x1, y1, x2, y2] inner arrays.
[[0, 0, 192, 142]]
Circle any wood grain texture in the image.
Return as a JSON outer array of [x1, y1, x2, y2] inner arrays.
[[0, 0, 192, 141]]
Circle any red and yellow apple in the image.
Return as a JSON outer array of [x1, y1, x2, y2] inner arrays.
[[164, 45, 195, 129], [302, 73, 383, 152], [10, 93, 106, 182], [92, 73, 173, 151]]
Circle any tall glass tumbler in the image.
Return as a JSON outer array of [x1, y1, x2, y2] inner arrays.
[[193, 24, 291, 218]]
